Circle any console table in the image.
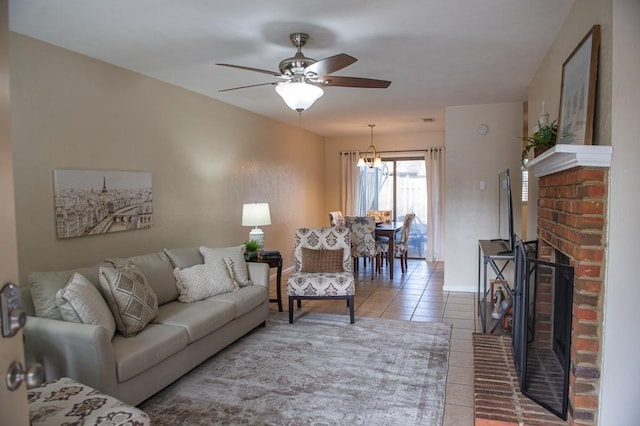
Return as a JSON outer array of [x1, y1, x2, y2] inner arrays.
[[478, 239, 514, 333], [248, 252, 283, 312]]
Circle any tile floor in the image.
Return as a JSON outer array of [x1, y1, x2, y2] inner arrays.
[[268, 258, 478, 426]]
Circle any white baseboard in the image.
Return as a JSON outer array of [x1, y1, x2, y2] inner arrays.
[[443, 284, 478, 293]]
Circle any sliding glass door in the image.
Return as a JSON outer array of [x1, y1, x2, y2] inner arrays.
[[359, 157, 427, 259]]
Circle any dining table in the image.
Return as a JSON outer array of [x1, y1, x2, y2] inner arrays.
[[375, 221, 403, 279]]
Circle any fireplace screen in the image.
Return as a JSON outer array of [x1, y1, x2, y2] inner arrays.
[[512, 239, 574, 420]]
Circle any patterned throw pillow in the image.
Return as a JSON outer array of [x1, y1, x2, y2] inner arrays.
[[173, 258, 239, 303], [56, 273, 116, 338], [199, 246, 253, 287], [99, 265, 158, 337], [301, 248, 345, 273]]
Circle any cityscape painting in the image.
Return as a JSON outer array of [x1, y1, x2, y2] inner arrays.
[[53, 169, 153, 239]]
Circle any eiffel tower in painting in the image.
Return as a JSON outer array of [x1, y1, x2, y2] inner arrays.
[[101, 176, 108, 194]]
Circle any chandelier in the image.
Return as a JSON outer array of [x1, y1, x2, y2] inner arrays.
[[357, 124, 383, 168]]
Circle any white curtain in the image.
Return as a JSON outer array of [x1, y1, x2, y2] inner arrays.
[[357, 167, 381, 216], [424, 148, 445, 262], [340, 152, 360, 216]]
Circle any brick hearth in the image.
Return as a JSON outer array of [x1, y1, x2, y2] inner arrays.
[[473, 333, 568, 426]]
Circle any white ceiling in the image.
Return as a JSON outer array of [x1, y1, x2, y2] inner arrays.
[[9, 0, 574, 137]]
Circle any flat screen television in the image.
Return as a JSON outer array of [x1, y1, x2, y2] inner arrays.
[[498, 169, 515, 253]]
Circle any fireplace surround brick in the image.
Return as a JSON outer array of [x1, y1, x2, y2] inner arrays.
[[537, 166, 607, 425]]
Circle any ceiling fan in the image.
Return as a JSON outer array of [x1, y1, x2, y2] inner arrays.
[[216, 32, 391, 113]]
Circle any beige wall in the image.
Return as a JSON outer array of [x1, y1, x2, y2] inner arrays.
[[324, 131, 445, 215], [1, 2, 30, 422], [525, 0, 612, 238], [444, 102, 523, 292], [10, 34, 325, 280], [600, 0, 640, 423]]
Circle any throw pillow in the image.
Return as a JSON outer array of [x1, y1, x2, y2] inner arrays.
[[28, 264, 104, 320], [163, 247, 203, 269], [199, 246, 253, 287], [99, 265, 158, 337], [105, 252, 177, 306], [301, 248, 345, 273], [173, 259, 239, 303], [56, 273, 116, 338]]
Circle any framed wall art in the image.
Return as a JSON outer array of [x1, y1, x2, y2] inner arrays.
[[53, 169, 153, 239], [558, 25, 600, 145]]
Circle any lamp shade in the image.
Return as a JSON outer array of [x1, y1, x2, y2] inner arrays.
[[275, 82, 324, 112], [242, 203, 271, 227]]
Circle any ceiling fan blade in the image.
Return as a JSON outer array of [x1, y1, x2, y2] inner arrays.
[[216, 63, 282, 77], [219, 82, 278, 92], [304, 54, 357, 78], [319, 76, 391, 88]]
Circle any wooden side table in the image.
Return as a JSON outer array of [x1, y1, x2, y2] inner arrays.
[[248, 252, 283, 312]]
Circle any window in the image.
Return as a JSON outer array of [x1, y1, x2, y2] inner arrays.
[[358, 158, 427, 258]]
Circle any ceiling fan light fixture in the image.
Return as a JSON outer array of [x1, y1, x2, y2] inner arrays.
[[275, 82, 324, 113]]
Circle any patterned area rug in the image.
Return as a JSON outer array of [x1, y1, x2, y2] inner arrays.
[[139, 312, 452, 425]]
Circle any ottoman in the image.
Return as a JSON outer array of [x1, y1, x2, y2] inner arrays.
[[27, 377, 150, 425]]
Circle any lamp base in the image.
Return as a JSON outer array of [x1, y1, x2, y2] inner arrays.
[[248, 228, 265, 249]]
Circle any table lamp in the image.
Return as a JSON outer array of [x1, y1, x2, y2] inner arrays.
[[241, 203, 271, 248]]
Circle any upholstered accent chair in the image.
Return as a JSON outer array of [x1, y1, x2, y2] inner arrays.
[[378, 213, 416, 274], [328, 211, 345, 229], [286, 227, 355, 323], [367, 209, 393, 224], [344, 215, 379, 279]]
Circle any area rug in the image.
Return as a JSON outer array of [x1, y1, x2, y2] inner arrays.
[[139, 313, 452, 425]]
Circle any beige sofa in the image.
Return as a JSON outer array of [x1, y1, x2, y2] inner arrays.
[[21, 246, 270, 406]]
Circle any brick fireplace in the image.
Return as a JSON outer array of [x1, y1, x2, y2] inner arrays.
[[472, 145, 612, 426], [535, 165, 608, 425]]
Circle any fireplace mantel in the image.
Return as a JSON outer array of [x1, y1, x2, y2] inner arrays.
[[526, 144, 612, 177]]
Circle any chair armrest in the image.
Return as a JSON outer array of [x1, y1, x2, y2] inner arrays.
[[23, 316, 118, 396], [247, 262, 269, 287]]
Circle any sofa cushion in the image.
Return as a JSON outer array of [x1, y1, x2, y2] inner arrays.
[[207, 285, 268, 318], [56, 272, 116, 338], [99, 265, 158, 337], [153, 299, 235, 343], [28, 264, 104, 320], [173, 259, 238, 303], [200, 246, 252, 287], [106, 252, 177, 305], [163, 247, 203, 269], [112, 323, 189, 382]]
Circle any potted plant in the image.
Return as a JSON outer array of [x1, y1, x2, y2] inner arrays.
[[242, 240, 261, 261], [521, 120, 574, 165]]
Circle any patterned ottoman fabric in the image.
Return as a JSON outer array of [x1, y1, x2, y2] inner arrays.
[[28, 377, 150, 426]]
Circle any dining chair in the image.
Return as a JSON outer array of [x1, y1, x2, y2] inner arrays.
[[328, 211, 345, 229], [367, 209, 393, 224], [344, 215, 379, 279], [377, 213, 416, 274], [286, 227, 355, 323], [368, 210, 393, 270]]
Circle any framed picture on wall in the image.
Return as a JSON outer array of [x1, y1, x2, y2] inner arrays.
[[558, 25, 600, 145], [53, 169, 153, 239]]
